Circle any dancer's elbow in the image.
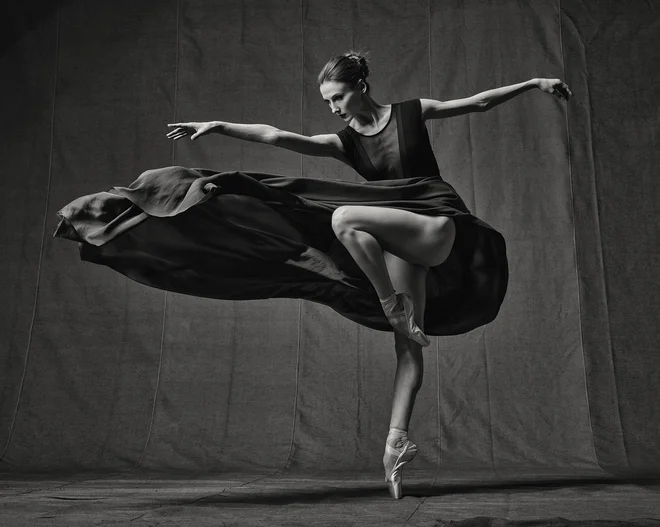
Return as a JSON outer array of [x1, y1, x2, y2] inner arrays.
[[262, 126, 281, 145]]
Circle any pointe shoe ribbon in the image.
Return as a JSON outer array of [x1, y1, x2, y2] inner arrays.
[[381, 292, 431, 347], [384, 440, 418, 499]]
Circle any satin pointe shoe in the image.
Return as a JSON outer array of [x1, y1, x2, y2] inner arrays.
[[384, 439, 418, 499], [380, 292, 431, 347]]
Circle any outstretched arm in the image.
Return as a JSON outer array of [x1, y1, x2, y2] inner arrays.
[[421, 78, 572, 120], [166, 121, 349, 164]]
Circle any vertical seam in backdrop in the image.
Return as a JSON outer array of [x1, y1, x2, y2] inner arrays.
[[136, 0, 182, 469], [0, 0, 61, 463], [558, 0, 628, 470], [408, 8, 445, 520], [412, 0, 442, 524], [429, 0, 443, 489], [283, 0, 305, 470], [351, 0, 362, 465], [225, 2, 303, 487], [557, 0, 599, 466], [354, 0, 363, 456], [459, 0, 477, 215], [459, 0, 495, 471]]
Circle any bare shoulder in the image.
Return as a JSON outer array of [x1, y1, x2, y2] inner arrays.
[[419, 98, 442, 121], [419, 98, 435, 109], [312, 133, 351, 166], [310, 133, 348, 160]]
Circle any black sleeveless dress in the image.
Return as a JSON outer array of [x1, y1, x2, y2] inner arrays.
[[54, 99, 508, 336]]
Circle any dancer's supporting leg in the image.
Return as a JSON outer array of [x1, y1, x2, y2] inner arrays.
[[383, 251, 427, 431], [382, 251, 426, 498]]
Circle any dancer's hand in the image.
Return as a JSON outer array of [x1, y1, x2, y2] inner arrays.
[[536, 78, 572, 101], [166, 121, 215, 141]]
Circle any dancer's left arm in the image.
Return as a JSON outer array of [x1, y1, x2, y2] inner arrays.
[[420, 78, 572, 120]]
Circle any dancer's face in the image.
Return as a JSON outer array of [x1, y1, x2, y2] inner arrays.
[[319, 80, 364, 122]]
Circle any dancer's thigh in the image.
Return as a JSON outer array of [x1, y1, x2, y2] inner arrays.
[[332, 206, 455, 268]]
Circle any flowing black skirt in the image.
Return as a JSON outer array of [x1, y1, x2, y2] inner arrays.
[[54, 166, 508, 336]]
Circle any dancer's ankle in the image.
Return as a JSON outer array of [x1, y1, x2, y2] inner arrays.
[[388, 426, 407, 436], [386, 427, 408, 449], [379, 291, 397, 305]]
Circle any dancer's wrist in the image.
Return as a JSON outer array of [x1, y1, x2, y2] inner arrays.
[[208, 121, 224, 133]]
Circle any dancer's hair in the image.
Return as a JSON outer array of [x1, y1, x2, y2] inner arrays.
[[317, 50, 371, 93]]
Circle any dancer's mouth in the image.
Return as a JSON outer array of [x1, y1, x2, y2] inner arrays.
[[339, 113, 347, 119]]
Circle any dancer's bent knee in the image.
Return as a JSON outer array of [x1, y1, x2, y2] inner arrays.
[[330, 206, 351, 236]]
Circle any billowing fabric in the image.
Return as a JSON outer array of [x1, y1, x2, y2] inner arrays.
[[54, 100, 508, 336]]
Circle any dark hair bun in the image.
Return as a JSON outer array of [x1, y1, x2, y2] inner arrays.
[[317, 49, 372, 93], [344, 50, 370, 79]]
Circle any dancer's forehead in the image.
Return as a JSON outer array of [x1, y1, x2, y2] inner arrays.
[[319, 81, 351, 101]]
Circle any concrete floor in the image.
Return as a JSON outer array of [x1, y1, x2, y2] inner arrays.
[[1, 469, 660, 526]]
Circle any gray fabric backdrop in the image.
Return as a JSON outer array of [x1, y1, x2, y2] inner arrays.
[[1, 0, 658, 477]]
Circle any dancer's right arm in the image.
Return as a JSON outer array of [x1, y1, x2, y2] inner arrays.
[[166, 121, 349, 164]]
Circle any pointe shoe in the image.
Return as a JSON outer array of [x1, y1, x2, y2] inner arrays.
[[381, 292, 431, 347], [384, 439, 418, 499]]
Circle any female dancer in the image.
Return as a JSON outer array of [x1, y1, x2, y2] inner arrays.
[[56, 51, 571, 499]]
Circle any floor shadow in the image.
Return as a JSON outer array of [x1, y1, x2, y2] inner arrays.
[[406, 475, 660, 498], [120, 476, 660, 508]]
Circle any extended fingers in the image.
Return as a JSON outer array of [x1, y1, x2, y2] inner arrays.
[[166, 126, 189, 139], [167, 122, 191, 136], [167, 129, 188, 140]]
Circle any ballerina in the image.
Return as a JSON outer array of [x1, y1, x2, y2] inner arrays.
[[56, 50, 571, 499], [165, 51, 571, 498]]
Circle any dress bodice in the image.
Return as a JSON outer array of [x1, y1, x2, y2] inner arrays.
[[336, 99, 441, 181]]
